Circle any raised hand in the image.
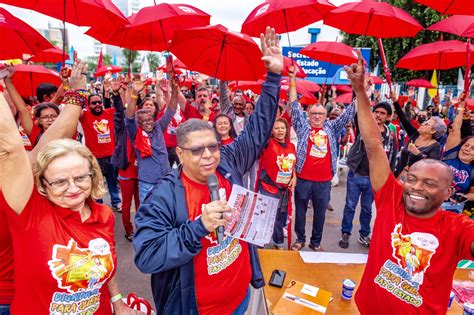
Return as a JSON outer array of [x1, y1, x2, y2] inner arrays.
[[344, 49, 366, 93], [70, 60, 87, 90], [260, 27, 283, 75], [103, 72, 112, 92], [131, 74, 145, 95], [287, 64, 296, 80]]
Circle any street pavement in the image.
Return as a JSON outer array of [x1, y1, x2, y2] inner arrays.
[[112, 168, 373, 307]]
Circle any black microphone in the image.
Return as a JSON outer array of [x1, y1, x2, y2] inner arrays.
[[207, 174, 225, 244]]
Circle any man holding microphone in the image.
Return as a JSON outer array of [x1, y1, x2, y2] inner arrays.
[[133, 27, 283, 315]]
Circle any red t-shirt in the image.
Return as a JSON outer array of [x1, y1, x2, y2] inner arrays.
[[4, 188, 117, 314], [259, 138, 296, 194], [355, 174, 474, 314], [28, 123, 43, 148], [18, 125, 34, 151], [118, 138, 138, 179], [220, 137, 234, 146], [157, 107, 186, 148], [0, 193, 14, 304], [298, 128, 332, 182], [184, 101, 215, 123], [181, 172, 251, 315], [80, 109, 116, 158]]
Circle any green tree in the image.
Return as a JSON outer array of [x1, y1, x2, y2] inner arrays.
[[147, 53, 160, 71], [103, 54, 112, 66], [342, 0, 461, 84], [122, 49, 140, 73], [85, 56, 98, 73]]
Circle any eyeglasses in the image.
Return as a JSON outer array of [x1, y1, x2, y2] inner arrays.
[[43, 172, 93, 192], [39, 114, 58, 121], [309, 112, 326, 116], [233, 102, 243, 106], [179, 143, 221, 156], [90, 100, 103, 105]]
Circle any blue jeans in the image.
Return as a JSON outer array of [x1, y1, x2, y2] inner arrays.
[[259, 187, 288, 246], [97, 156, 121, 207], [341, 170, 374, 237], [0, 304, 10, 315], [138, 180, 155, 203], [232, 287, 251, 315], [294, 178, 331, 246]]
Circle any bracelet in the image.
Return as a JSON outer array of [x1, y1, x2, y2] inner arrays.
[[131, 94, 138, 100], [63, 85, 70, 91], [110, 293, 122, 303], [289, 82, 296, 87], [63, 90, 88, 108]]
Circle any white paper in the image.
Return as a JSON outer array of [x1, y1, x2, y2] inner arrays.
[[301, 284, 319, 297], [299, 251, 368, 264], [224, 185, 279, 247]]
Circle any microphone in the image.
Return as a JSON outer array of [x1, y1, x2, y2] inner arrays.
[[207, 174, 224, 244]]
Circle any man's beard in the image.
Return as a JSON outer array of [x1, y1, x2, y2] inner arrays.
[[91, 107, 103, 116]]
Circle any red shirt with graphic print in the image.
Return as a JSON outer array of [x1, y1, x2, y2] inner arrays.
[[181, 172, 251, 315], [80, 109, 115, 158], [355, 173, 474, 314], [156, 107, 186, 148], [184, 101, 216, 123], [298, 127, 332, 182], [259, 138, 296, 194], [3, 189, 116, 314]]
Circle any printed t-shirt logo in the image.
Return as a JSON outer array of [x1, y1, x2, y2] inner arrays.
[[93, 119, 111, 143], [449, 165, 469, 188], [206, 236, 242, 276], [276, 153, 296, 184], [48, 238, 114, 314], [18, 126, 32, 147], [374, 224, 438, 307], [309, 129, 328, 158]]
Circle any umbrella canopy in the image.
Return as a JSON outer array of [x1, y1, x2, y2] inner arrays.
[[396, 40, 474, 70], [280, 78, 320, 104], [157, 57, 188, 71], [336, 85, 352, 93], [414, 0, 474, 15], [371, 76, 384, 84], [241, 0, 334, 37], [86, 3, 210, 51], [0, 7, 53, 60], [300, 41, 358, 65], [0, 0, 128, 28], [11, 64, 61, 97], [283, 56, 306, 78], [427, 15, 474, 38], [169, 24, 266, 81], [228, 80, 264, 94], [94, 65, 123, 77], [30, 47, 66, 63], [335, 92, 353, 104], [323, 1, 423, 38], [406, 79, 436, 88]]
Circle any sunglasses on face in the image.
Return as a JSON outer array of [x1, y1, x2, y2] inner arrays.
[[90, 100, 103, 105], [179, 142, 221, 156]]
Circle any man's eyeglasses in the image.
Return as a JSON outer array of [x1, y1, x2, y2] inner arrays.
[[179, 143, 221, 156], [43, 172, 93, 192], [90, 100, 103, 105], [39, 114, 58, 121], [233, 102, 243, 106], [309, 112, 326, 116]]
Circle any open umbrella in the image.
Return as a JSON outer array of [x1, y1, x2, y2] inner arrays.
[[241, 0, 334, 38], [406, 79, 436, 89], [336, 85, 352, 93], [280, 78, 319, 104], [29, 47, 66, 63], [169, 24, 266, 81], [86, 3, 210, 52], [335, 92, 353, 104], [301, 41, 358, 66], [94, 65, 123, 77], [228, 80, 264, 94], [0, 7, 53, 60], [11, 64, 61, 97], [283, 56, 306, 78], [414, 0, 474, 15], [323, 1, 423, 89], [157, 57, 188, 71], [396, 40, 474, 70], [371, 76, 384, 85]]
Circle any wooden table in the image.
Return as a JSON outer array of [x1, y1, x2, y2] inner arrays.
[[258, 249, 468, 314]]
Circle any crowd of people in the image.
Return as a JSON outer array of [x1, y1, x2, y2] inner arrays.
[[0, 25, 473, 315]]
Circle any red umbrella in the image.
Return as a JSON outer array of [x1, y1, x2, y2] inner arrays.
[[169, 24, 266, 81], [300, 41, 358, 65], [335, 92, 353, 104], [241, 0, 334, 37], [94, 65, 123, 77], [296, 80, 321, 92], [406, 79, 436, 89], [11, 64, 61, 97], [396, 40, 474, 70], [157, 57, 188, 71], [283, 56, 306, 78], [30, 47, 66, 63], [86, 3, 210, 52], [324, 1, 423, 89], [414, 0, 474, 15], [427, 15, 474, 38], [229, 80, 264, 94], [280, 79, 319, 104], [371, 76, 384, 85], [336, 85, 352, 93], [0, 7, 53, 60]]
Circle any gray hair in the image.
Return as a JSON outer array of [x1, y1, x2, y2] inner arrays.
[[430, 116, 447, 139], [176, 118, 216, 147]]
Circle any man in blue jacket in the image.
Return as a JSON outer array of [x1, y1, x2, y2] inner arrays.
[[133, 27, 283, 314]]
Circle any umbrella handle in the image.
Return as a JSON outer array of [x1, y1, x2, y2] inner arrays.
[[465, 38, 471, 94], [377, 38, 392, 91]]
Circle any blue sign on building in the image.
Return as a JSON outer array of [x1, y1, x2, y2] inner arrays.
[[282, 46, 371, 84]]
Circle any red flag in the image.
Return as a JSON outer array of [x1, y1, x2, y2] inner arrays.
[[96, 50, 103, 72]]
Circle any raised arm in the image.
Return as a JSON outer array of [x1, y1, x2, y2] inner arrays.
[[391, 92, 418, 137], [157, 77, 178, 131], [346, 51, 390, 192], [125, 75, 145, 119], [219, 81, 234, 118], [445, 93, 465, 151], [4, 67, 34, 135], [0, 91, 33, 214]]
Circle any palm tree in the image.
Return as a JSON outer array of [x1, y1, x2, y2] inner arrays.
[[122, 48, 139, 73]]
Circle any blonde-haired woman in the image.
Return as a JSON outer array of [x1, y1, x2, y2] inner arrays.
[[0, 64, 137, 314]]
